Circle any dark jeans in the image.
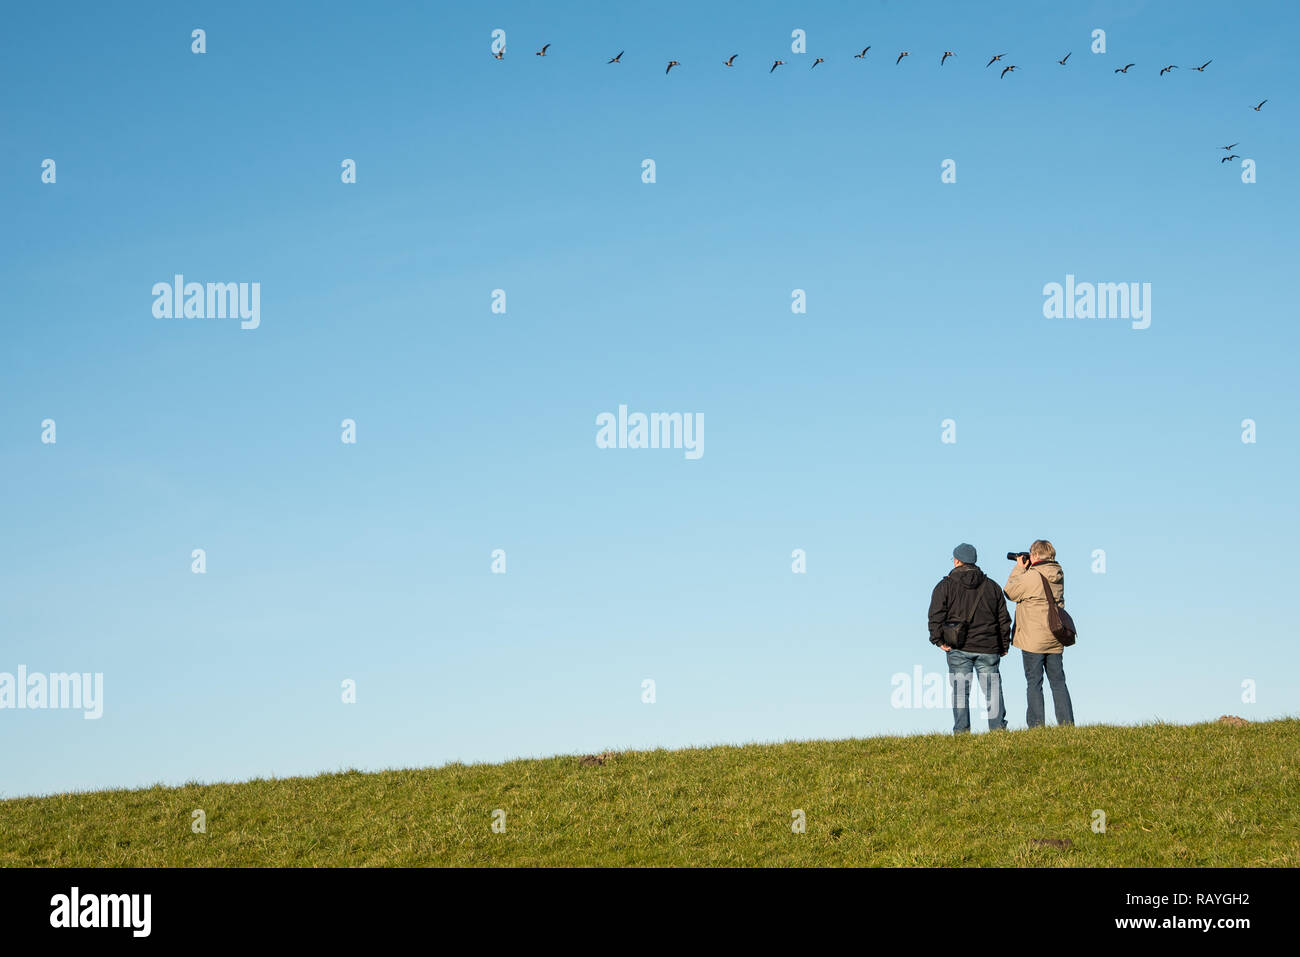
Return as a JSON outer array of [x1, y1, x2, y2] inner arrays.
[[946, 650, 1007, 734], [1022, 651, 1075, 727]]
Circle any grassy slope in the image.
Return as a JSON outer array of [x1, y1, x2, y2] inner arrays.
[[3, 720, 1297, 867]]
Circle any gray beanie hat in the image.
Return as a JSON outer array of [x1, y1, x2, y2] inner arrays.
[[953, 543, 977, 564]]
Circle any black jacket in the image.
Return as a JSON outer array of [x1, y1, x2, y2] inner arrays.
[[928, 564, 1012, 654]]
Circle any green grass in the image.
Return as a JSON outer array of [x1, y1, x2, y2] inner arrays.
[[3, 719, 1297, 866]]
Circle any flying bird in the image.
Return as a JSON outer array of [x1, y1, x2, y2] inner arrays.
[[941, 51, 954, 65], [1221, 154, 1240, 163], [812, 57, 825, 68], [771, 59, 785, 72], [608, 51, 623, 63], [1192, 60, 1212, 71], [536, 43, 550, 57], [1058, 52, 1071, 65], [724, 54, 738, 67], [1160, 64, 1177, 75], [986, 54, 1005, 67], [1115, 63, 1135, 73], [492, 49, 504, 60], [1001, 64, 1017, 78], [854, 47, 870, 59], [896, 51, 909, 64], [1221, 143, 1238, 151], [1254, 99, 1267, 111], [666, 60, 680, 74]]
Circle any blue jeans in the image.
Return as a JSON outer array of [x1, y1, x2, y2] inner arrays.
[[946, 650, 1007, 733], [1022, 651, 1075, 727]]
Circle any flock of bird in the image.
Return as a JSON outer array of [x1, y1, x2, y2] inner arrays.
[[504, 41, 1270, 166], [510, 43, 1263, 92]]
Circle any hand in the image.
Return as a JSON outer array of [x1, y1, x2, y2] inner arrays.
[[939, 644, 952, 652], [1000, 650, 1009, 657], [1015, 555, 1030, 571]]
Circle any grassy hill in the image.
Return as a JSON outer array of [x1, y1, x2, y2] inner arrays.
[[3, 719, 1297, 867]]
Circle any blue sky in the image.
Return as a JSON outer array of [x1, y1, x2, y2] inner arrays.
[[2, 0, 1297, 798]]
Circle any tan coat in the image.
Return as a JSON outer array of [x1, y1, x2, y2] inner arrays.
[[1004, 561, 1065, 654]]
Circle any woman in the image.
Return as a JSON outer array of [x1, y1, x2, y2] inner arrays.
[[1003, 539, 1075, 727]]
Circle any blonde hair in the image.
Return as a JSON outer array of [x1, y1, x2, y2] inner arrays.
[[1030, 539, 1056, 561]]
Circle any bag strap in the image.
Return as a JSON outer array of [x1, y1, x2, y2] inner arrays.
[[1037, 571, 1064, 633], [950, 579, 980, 624]]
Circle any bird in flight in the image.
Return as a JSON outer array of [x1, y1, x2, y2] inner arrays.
[[1221, 154, 1240, 163], [536, 43, 550, 57], [1254, 99, 1267, 111], [1160, 64, 1177, 75], [854, 47, 870, 59], [896, 51, 909, 64], [771, 59, 785, 72], [1001, 64, 1017, 78], [986, 54, 1005, 67], [1058, 52, 1071, 65], [1115, 63, 1135, 73], [812, 57, 825, 68], [1192, 60, 1212, 72], [941, 51, 955, 65], [724, 54, 738, 67], [1221, 143, 1238, 151], [666, 60, 680, 74], [608, 51, 623, 63], [492, 49, 504, 60]]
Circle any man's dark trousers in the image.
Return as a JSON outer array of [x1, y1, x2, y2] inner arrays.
[[946, 649, 1007, 733]]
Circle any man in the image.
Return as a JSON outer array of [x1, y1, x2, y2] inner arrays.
[[1004, 539, 1075, 727], [928, 543, 1012, 734]]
